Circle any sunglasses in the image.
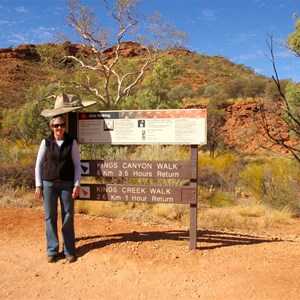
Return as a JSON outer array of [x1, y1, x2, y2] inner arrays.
[[52, 123, 66, 128]]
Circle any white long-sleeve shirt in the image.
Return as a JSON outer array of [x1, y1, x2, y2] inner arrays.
[[35, 139, 81, 187]]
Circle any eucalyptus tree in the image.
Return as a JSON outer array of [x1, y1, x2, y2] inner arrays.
[[60, 0, 188, 110]]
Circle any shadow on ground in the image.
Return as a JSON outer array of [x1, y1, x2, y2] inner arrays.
[[76, 229, 281, 256]]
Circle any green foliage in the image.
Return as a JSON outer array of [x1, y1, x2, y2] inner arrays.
[[204, 84, 221, 98], [243, 78, 267, 98], [118, 94, 141, 110], [205, 86, 225, 109], [240, 158, 300, 212], [261, 161, 300, 211], [1, 86, 57, 143], [193, 85, 206, 98], [239, 161, 266, 199], [3, 140, 37, 164], [212, 153, 245, 192], [198, 152, 245, 193], [2, 104, 43, 144], [284, 82, 300, 114], [0, 140, 36, 189], [198, 153, 300, 213], [209, 93, 228, 109], [287, 17, 300, 56], [136, 57, 180, 109], [198, 76, 268, 109], [208, 191, 236, 208], [223, 77, 266, 99], [1, 41, 281, 116], [167, 85, 193, 102], [264, 79, 287, 100], [36, 43, 68, 68]]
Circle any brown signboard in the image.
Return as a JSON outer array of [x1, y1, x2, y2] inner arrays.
[[79, 184, 197, 204], [67, 110, 201, 249], [81, 160, 197, 179]]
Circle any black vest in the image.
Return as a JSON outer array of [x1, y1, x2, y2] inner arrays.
[[42, 132, 75, 182]]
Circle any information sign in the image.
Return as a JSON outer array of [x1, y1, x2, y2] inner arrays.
[[76, 109, 206, 145], [67, 109, 203, 249], [81, 159, 197, 179]]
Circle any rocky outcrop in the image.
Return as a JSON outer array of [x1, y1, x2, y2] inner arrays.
[[103, 41, 147, 58], [0, 44, 39, 60], [222, 99, 296, 154], [0, 41, 147, 61]]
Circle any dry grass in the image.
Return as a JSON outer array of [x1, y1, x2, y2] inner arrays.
[[75, 201, 129, 218], [74, 196, 294, 235], [0, 185, 294, 236], [75, 201, 190, 224], [0, 184, 40, 208], [198, 204, 293, 235], [236, 203, 269, 217]]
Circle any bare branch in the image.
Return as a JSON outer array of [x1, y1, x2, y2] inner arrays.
[[61, 0, 187, 109]]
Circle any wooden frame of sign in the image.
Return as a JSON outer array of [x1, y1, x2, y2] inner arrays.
[[68, 109, 207, 250]]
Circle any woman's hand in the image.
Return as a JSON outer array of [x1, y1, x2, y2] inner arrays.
[[35, 187, 42, 199], [72, 186, 80, 199]]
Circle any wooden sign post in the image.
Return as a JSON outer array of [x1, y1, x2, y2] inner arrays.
[[68, 109, 207, 250]]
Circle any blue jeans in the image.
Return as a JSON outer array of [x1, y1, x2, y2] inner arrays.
[[43, 180, 75, 256]]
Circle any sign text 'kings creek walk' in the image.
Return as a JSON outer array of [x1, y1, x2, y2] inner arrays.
[[80, 184, 197, 204]]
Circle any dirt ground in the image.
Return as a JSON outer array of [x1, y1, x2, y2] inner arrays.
[[1, 205, 300, 300]]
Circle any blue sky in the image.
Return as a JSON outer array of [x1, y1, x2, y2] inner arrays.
[[0, 0, 299, 81]]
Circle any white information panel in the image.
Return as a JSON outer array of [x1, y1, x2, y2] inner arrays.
[[77, 109, 207, 145]]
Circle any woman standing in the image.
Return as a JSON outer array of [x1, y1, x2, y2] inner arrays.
[[35, 115, 81, 263]]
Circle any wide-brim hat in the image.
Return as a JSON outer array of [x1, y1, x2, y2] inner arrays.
[[41, 93, 97, 117]]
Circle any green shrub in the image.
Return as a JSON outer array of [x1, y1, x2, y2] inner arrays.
[[261, 164, 300, 211], [167, 85, 193, 101], [1, 86, 55, 144], [0, 140, 37, 190], [198, 165, 223, 188], [240, 161, 266, 199], [0, 163, 35, 189], [0, 139, 11, 162], [240, 158, 300, 212], [199, 152, 245, 192], [208, 191, 236, 208], [0, 139, 37, 164]]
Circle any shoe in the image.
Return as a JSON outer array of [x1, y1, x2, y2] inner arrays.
[[65, 254, 77, 263], [47, 255, 57, 263]]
